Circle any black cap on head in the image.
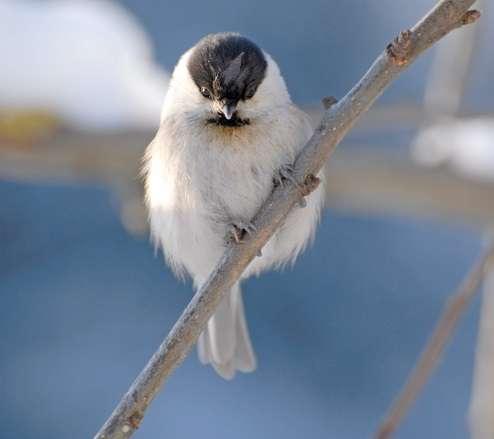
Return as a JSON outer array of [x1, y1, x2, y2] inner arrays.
[[187, 33, 267, 106]]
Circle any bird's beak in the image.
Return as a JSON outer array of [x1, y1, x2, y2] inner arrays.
[[221, 104, 236, 120]]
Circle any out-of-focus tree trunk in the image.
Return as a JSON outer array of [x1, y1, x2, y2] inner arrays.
[[470, 252, 494, 439]]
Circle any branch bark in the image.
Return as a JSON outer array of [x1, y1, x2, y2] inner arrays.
[[94, 2, 480, 438], [375, 244, 494, 439]]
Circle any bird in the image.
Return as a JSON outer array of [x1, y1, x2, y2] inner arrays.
[[144, 33, 325, 379]]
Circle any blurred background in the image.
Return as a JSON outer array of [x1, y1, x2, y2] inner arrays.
[[1, 1, 493, 438]]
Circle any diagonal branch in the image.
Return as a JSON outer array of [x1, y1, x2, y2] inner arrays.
[[94, 2, 480, 438], [375, 244, 494, 439]]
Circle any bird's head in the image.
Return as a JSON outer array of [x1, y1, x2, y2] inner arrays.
[[162, 33, 291, 126]]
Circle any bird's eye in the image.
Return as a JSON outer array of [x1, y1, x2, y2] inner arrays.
[[244, 89, 255, 100], [200, 87, 211, 99]]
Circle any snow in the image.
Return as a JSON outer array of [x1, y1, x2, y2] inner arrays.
[[412, 117, 494, 181], [0, 0, 169, 130]]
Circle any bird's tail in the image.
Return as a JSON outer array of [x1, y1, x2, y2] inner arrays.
[[197, 283, 256, 379]]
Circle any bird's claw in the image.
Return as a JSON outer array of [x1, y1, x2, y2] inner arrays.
[[227, 220, 257, 244], [273, 164, 307, 208], [273, 164, 298, 188]]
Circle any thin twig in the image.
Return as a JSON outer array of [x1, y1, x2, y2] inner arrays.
[[469, 244, 494, 439], [94, 2, 480, 438], [375, 244, 494, 439]]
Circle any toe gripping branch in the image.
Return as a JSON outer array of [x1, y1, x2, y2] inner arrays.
[[229, 221, 256, 244], [386, 9, 480, 67], [227, 167, 320, 256], [274, 164, 320, 209], [227, 220, 263, 257]]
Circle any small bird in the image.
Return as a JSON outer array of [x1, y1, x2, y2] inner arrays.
[[144, 33, 324, 379]]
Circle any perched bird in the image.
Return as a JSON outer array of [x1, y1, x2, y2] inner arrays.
[[144, 33, 325, 379]]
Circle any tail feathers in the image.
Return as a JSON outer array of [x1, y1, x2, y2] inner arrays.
[[197, 284, 256, 380]]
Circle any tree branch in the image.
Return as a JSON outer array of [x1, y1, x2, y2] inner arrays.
[[94, 2, 480, 438], [325, 151, 494, 227], [375, 244, 494, 439]]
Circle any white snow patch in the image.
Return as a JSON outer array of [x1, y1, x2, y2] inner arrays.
[[412, 118, 494, 182], [0, 0, 169, 130]]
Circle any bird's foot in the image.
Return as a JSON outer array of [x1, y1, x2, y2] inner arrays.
[[273, 163, 298, 187], [273, 164, 307, 208], [227, 220, 257, 244], [226, 220, 262, 256]]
